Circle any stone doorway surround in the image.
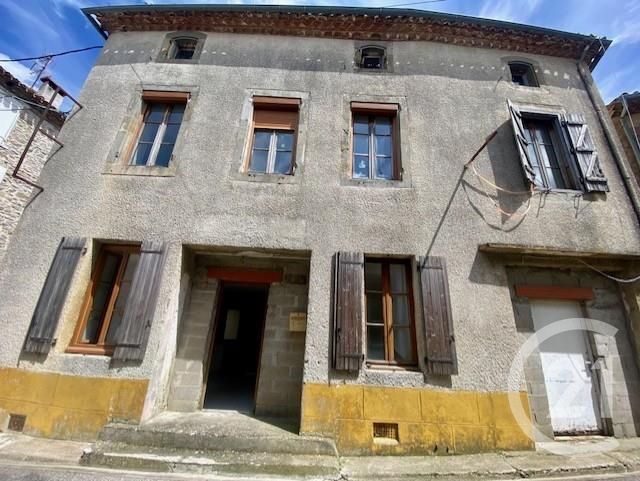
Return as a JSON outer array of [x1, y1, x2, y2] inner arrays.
[[167, 248, 310, 419]]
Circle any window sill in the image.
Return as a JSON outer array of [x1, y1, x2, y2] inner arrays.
[[341, 177, 412, 189], [365, 362, 420, 373], [104, 163, 176, 177], [156, 58, 201, 65], [232, 171, 299, 184], [66, 344, 114, 356]]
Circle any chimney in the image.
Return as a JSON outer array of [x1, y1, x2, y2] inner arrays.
[[37, 77, 67, 111]]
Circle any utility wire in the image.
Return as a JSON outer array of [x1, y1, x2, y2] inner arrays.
[[0, 46, 102, 63]]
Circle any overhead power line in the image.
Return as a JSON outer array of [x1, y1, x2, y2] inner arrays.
[[0, 46, 102, 63]]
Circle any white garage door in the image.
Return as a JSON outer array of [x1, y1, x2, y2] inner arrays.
[[531, 299, 602, 435]]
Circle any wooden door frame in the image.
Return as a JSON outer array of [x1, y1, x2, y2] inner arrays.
[[200, 278, 272, 413]]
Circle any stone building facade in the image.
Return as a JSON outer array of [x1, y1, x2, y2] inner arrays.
[[608, 92, 640, 191], [0, 68, 65, 263], [1, 5, 640, 455]]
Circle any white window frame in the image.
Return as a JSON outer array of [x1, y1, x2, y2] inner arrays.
[[130, 104, 177, 167], [0, 96, 20, 148], [249, 128, 295, 175]]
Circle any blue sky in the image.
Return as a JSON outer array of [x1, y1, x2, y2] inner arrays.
[[1, 0, 639, 110]]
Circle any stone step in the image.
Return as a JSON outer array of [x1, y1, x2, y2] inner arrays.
[[99, 422, 337, 456], [83, 443, 341, 478]]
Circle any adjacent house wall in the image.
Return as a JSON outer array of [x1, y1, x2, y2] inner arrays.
[[0, 88, 59, 263], [0, 31, 638, 445]]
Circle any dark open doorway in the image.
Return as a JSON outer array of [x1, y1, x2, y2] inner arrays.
[[203, 283, 269, 412]]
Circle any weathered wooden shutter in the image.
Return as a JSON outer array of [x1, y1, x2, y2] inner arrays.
[[23, 237, 86, 354], [332, 252, 364, 372], [507, 100, 536, 185], [112, 241, 167, 361], [419, 256, 458, 376], [563, 113, 609, 192]]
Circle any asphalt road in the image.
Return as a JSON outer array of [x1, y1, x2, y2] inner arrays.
[[2, 463, 640, 481]]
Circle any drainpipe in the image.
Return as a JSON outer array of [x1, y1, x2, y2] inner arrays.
[[575, 45, 640, 225]]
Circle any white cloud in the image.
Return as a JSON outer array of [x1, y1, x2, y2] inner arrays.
[[478, 0, 541, 23], [0, 53, 36, 86], [596, 65, 635, 103]]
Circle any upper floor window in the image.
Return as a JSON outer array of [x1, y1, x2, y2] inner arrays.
[[522, 118, 573, 190], [170, 37, 198, 60], [509, 62, 539, 87], [508, 100, 609, 193], [159, 32, 206, 62], [351, 102, 400, 180], [247, 97, 300, 175], [357, 46, 386, 70], [128, 91, 188, 168]]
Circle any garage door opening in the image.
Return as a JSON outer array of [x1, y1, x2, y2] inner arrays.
[[203, 283, 269, 413]]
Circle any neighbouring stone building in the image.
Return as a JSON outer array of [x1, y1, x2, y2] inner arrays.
[[608, 92, 640, 191], [1, 4, 640, 457], [0, 67, 65, 263]]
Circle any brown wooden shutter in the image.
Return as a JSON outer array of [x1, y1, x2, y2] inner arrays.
[[419, 256, 458, 375], [332, 252, 364, 372], [24, 237, 86, 354], [112, 241, 168, 361], [563, 113, 609, 192], [507, 100, 536, 186]]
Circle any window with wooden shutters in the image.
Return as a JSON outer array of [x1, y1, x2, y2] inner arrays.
[[419, 256, 457, 376], [563, 113, 609, 192], [365, 258, 417, 366], [111, 240, 168, 361], [68, 244, 141, 356], [23, 237, 86, 354], [246, 97, 300, 175], [508, 101, 608, 193], [332, 252, 364, 372]]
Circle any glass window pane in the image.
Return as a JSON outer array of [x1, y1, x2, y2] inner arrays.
[[253, 130, 272, 150], [353, 154, 369, 179], [106, 253, 139, 344], [389, 264, 407, 293], [139, 122, 160, 143], [394, 328, 413, 363], [374, 117, 392, 135], [274, 151, 293, 174], [375, 135, 392, 157], [354, 134, 369, 155], [250, 149, 268, 173], [276, 131, 294, 151], [131, 142, 152, 166], [366, 294, 383, 323], [154, 144, 174, 167], [82, 253, 121, 344], [353, 116, 369, 135], [146, 104, 166, 123], [376, 156, 393, 179], [162, 124, 180, 145], [168, 104, 185, 124], [391, 295, 410, 327], [367, 325, 385, 361], [365, 262, 382, 291]]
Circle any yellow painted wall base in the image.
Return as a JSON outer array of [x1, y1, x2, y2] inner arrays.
[[0, 368, 148, 441], [301, 383, 535, 455]]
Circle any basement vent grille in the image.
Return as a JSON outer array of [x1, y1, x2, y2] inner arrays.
[[373, 422, 398, 441], [8, 414, 26, 432]]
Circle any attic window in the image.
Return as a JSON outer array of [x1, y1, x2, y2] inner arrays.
[[509, 62, 539, 87], [170, 37, 198, 60], [358, 46, 386, 70]]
